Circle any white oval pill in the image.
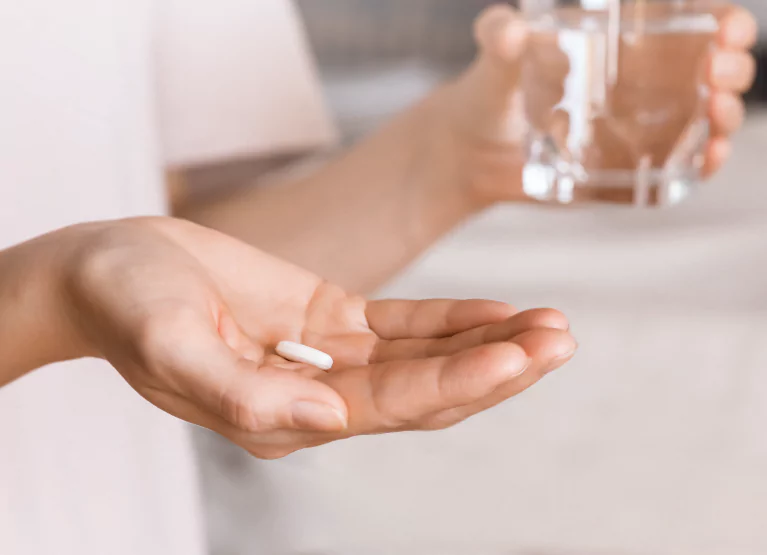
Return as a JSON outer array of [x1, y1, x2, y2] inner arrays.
[[275, 341, 334, 371]]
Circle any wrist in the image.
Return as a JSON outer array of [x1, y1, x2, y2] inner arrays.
[[0, 225, 101, 383]]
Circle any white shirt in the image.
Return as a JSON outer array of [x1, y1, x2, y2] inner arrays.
[[0, 2, 333, 554]]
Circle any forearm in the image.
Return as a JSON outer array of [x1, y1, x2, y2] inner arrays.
[[179, 98, 484, 293], [0, 228, 91, 386]]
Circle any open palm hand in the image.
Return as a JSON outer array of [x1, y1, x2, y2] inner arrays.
[[65, 218, 576, 459]]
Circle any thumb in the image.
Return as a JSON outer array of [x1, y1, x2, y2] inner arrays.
[[146, 310, 348, 434], [215, 361, 349, 434], [456, 4, 529, 144], [474, 4, 528, 75]]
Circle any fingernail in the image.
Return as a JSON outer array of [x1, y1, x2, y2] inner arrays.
[[545, 339, 579, 374], [292, 401, 347, 432], [507, 357, 532, 379]]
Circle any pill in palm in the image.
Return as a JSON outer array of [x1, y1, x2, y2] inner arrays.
[[275, 341, 334, 371]]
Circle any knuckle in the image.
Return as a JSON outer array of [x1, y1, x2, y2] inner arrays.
[[218, 388, 263, 434], [437, 363, 482, 403], [372, 398, 408, 430], [369, 371, 411, 430]]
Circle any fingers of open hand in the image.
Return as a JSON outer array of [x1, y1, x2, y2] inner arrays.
[[160, 342, 529, 460], [320, 334, 574, 435], [372, 308, 569, 362], [366, 298, 517, 340], [323, 342, 528, 433], [135, 300, 575, 458], [418, 328, 577, 430]]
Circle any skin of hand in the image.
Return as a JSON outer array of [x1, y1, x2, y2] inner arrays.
[[181, 4, 758, 293], [0, 218, 577, 460]]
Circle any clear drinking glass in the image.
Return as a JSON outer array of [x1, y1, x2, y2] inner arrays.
[[520, 0, 720, 206]]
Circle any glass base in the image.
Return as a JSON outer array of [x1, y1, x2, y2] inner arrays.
[[523, 162, 699, 207]]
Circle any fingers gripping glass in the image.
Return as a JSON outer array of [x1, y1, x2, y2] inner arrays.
[[520, 0, 720, 206]]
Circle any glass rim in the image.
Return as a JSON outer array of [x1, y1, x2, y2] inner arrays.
[[519, 0, 730, 14]]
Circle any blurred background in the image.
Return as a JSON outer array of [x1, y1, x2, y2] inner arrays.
[[298, 0, 767, 142], [193, 2, 767, 554], [298, 0, 490, 142]]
